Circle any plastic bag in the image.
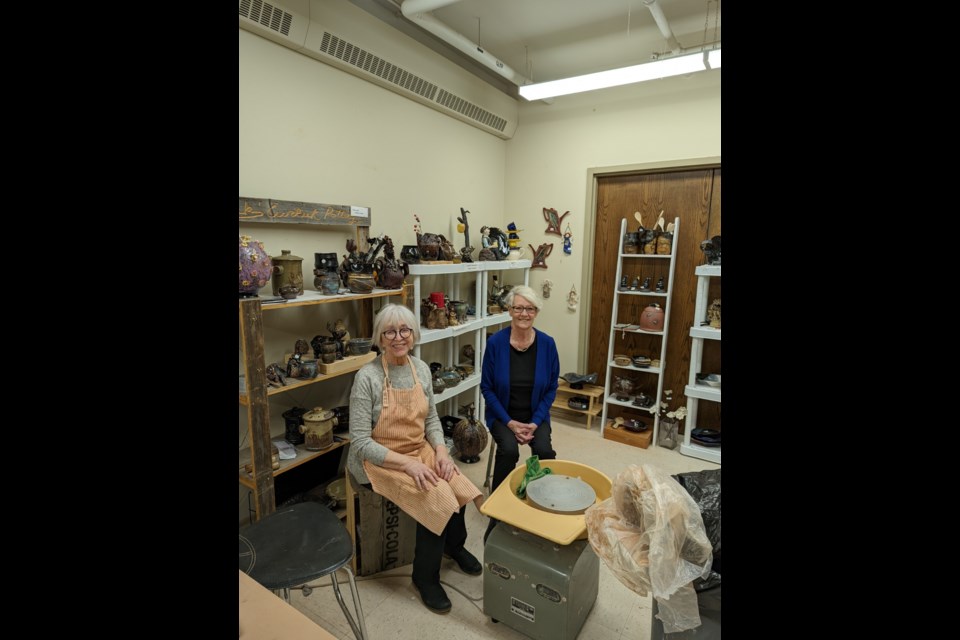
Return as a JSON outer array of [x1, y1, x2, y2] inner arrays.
[[515, 455, 552, 498], [585, 464, 713, 634], [674, 468, 721, 591]]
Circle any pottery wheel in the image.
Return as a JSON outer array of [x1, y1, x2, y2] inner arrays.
[[525, 475, 597, 515]]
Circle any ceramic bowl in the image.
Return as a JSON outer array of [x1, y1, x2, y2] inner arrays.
[[439, 370, 461, 388], [613, 354, 631, 366], [348, 337, 373, 356], [696, 373, 721, 388]]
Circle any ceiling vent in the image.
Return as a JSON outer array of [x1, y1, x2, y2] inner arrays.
[[239, 0, 517, 139]]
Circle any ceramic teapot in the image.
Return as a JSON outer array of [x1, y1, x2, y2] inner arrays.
[[300, 407, 338, 451]]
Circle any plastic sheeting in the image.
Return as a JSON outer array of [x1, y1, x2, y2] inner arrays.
[[585, 464, 713, 634]]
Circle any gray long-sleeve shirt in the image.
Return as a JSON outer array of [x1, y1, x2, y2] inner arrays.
[[347, 354, 444, 485]]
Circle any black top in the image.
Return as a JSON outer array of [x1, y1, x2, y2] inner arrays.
[[508, 340, 538, 422]]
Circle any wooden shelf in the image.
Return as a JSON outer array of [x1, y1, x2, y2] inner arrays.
[[238, 435, 351, 488], [256, 287, 401, 312], [602, 420, 654, 449], [239, 355, 375, 405], [552, 379, 604, 429]]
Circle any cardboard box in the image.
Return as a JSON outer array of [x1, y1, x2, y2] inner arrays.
[[346, 472, 417, 576]]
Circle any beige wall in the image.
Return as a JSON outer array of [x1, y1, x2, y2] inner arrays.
[[503, 74, 721, 375]]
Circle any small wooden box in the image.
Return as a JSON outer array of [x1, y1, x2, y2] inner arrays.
[[603, 421, 654, 449], [317, 351, 376, 375]]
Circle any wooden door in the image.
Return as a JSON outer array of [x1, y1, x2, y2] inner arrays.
[[587, 168, 721, 427]]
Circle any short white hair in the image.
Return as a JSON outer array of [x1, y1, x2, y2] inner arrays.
[[372, 304, 420, 347], [504, 285, 543, 311]]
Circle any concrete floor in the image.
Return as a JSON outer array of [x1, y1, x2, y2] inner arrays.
[[282, 414, 720, 640]]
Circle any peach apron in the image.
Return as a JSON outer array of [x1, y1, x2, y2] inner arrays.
[[363, 356, 481, 535]]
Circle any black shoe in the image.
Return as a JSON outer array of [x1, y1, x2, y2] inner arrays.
[[444, 548, 483, 575], [412, 580, 452, 614]]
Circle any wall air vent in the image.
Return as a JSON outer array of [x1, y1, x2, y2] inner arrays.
[[239, 0, 293, 37], [319, 32, 438, 102], [239, 0, 518, 139], [318, 32, 507, 133], [436, 89, 507, 132]]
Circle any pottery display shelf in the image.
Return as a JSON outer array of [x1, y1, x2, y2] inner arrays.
[[551, 379, 604, 430], [680, 264, 722, 464], [239, 280, 409, 521]]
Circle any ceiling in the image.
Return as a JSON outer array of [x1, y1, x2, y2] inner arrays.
[[348, 0, 721, 98]]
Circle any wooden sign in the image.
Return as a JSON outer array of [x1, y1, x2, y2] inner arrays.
[[239, 197, 371, 226]]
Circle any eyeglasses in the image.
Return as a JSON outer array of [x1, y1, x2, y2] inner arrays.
[[382, 327, 413, 339], [511, 306, 537, 315]]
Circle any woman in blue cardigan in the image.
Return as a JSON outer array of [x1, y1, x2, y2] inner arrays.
[[480, 285, 559, 538]]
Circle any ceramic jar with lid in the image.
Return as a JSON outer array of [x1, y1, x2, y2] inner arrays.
[[300, 407, 338, 451], [271, 249, 304, 297]]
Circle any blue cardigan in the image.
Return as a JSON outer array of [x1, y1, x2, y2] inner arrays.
[[480, 327, 560, 429]]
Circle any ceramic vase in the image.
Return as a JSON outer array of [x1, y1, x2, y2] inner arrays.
[[239, 235, 273, 297]]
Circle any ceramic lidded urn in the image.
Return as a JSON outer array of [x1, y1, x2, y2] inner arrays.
[[271, 250, 304, 297], [239, 235, 273, 297], [300, 407, 338, 451]]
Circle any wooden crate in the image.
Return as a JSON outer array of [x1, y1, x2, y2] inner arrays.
[[318, 351, 376, 375], [603, 421, 654, 449]]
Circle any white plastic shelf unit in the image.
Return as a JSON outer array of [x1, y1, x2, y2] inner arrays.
[[680, 264, 721, 463], [600, 217, 679, 446], [407, 260, 530, 417]]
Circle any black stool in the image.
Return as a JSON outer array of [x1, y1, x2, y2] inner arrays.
[[239, 502, 368, 640]]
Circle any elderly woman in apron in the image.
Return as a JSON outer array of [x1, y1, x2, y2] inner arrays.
[[348, 304, 483, 614]]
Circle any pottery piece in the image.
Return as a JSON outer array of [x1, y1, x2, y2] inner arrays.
[[300, 407, 338, 451], [348, 337, 373, 356], [314, 252, 339, 272], [271, 249, 304, 297], [239, 235, 273, 297], [561, 372, 598, 389], [639, 303, 665, 332], [399, 245, 421, 264], [452, 405, 487, 463], [281, 407, 307, 446]]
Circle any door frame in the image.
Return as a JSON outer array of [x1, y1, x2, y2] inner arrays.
[[577, 156, 721, 370]]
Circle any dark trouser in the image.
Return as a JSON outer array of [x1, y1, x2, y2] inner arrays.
[[412, 505, 468, 587], [489, 419, 557, 493]]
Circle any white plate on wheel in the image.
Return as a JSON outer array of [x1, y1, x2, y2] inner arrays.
[[525, 474, 597, 514]]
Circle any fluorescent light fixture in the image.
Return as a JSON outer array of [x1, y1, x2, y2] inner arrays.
[[518, 48, 721, 101]]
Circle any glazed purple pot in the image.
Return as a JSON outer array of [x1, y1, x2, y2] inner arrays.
[[239, 235, 273, 297]]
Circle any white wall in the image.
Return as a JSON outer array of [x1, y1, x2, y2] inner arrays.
[[503, 72, 721, 374]]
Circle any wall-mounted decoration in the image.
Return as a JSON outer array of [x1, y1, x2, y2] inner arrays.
[[567, 285, 579, 311], [543, 207, 571, 236], [239, 197, 370, 226], [529, 243, 554, 269], [542, 279, 554, 299], [562, 223, 573, 255]]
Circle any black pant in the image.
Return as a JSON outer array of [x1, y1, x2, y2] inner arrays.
[[412, 505, 468, 587], [361, 483, 468, 586], [488, 419, 556, 494]]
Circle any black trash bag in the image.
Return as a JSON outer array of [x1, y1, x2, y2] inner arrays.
[[674, 469, 721, 591]]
